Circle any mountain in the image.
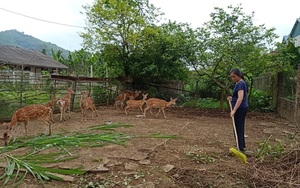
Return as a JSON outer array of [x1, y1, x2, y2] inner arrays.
[[0, 29, 70, 57]]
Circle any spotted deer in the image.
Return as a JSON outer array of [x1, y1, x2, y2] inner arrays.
[[113, 90, 141, 109], [124, 90, 141, 100], [80, 91, 97, 121], [113, 93, 127, 109], [57, 88, 75, 122], [125, 93, 148, 115], [143, 97, 177, 118], [3, 104, 52, 146], [44, 95, 57, 123]]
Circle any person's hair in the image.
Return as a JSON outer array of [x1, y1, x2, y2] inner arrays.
[[229, 68, 248, 92], [229, 68, 243, 78]]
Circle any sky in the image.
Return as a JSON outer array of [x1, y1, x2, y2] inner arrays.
[[0, 0, 299, 51]]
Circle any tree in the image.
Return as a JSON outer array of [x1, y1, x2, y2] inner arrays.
[[186, 4, 280, 108], [129, 21, 192, 83], [81, 0, 161, 77]]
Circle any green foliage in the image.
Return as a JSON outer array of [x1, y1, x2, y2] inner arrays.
[[272, 40, 300, 70], [185, 151, 216, 164], [186, 4, 279, 98], [255, 136, 285, 162], [0, 154, 84, 187], [250, 89, 273, 112], [0, 86, 52, 119], [183, 98, 220, 109], [145, 133, 178, 139], [88, 123, 134, 131]]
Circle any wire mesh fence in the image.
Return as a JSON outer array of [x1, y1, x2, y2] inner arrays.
[[0, 72, 118, 121]]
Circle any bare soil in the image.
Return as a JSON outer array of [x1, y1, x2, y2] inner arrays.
[[1, 106, 299, 188]]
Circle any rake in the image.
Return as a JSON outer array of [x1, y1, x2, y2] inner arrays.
[[228, 102, 247, 164]]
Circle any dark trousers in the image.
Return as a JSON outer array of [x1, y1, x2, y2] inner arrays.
[[234, 107, 248, 151]]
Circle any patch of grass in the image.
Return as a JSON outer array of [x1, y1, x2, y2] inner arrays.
[[0, 132, 132, 154], [146, 133, 178, 139], [183, 98, 220, 109], [88, 123, 134, 131], [255, 136, 285, 161], [185, 151, 216, 164]]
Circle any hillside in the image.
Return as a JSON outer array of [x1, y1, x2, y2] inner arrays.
[[0, 29, 70, 57]]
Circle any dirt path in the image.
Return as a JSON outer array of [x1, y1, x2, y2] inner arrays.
[[1, 106, 298, 188]]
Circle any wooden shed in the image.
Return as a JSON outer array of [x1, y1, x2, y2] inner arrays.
[[0, 45, 68, 82]]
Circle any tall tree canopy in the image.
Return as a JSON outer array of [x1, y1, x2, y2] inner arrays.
[[81, 0, 161, 77], [187, 5, 279, 95]]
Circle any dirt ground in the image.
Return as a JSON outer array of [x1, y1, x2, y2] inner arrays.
[[1, 105, 299, 188]]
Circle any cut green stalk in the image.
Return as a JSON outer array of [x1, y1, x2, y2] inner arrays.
[[1, 155, 85, 187], [88, 123, 134, 131]]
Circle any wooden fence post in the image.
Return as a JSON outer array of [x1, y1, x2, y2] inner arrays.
[[294, 65, 300, 127]]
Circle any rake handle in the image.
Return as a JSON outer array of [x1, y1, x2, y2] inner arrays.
[[229, 101, 240, 150]]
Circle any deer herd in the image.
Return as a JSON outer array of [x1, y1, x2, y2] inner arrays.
[[1, 88, 177, 146]]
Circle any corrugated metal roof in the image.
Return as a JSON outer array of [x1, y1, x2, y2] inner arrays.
[[0, 45, 68, 69]]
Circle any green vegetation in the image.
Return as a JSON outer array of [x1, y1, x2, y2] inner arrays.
[[249, 89, 273, 112], [185, 151, 216, 164], [1, 154, 84, 187], [0, 122, 178, 187], [255, 136, 285, 162], [182, 98, 220, 109]]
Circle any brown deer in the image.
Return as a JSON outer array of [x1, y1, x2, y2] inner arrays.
[[80, 91, 97, 121], [113, 90, 141, 109], [113, 93, 127, 109], [125, 93, 148, 115], [143, 97, 177, 118], [124, 90, 141, 100], [3, 104, 52, 146], [57, 88, 75, 122], [44, 95, 57, 123]]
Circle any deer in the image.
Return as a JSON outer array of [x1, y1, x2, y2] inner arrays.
[[80, 91, 97, 121], [113, 93, 127, 109], [143, 97, 178, 118], [124, 90, 141, 100], [44, 95, 57, 123], [113, 90, 141, 109], [57, 87, 75, 123], [125, 93, 148, 115], [3, 104, 52, 146]]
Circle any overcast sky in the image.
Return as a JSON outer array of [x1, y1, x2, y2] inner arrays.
[[0, 0, 299, 51]]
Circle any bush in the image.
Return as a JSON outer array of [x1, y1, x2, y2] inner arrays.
[[183, 98, 220, 109], [249, 90, 274, 112], [249, 89, 273, 112]]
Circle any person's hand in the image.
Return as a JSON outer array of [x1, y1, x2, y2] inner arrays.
[[227, 96, 232, 101], [230, 110, 235, 117]]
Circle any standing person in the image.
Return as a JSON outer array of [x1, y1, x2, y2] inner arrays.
[[227, 68, 248, 153]]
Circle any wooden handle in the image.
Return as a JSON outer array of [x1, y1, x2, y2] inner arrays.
[[229, 101, 240, 149]]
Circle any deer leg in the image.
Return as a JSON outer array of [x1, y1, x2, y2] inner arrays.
[[139, 107, 143, 114], [156, 109, 161, 117], [48, 121, 52, 135], [68, 106, 71, 119], [149, 108, 154, 116], [162, 108, 167, 118], [24, 121, 28, 137], [12, 124, 21, 142], [143, 106, 151, 117], [94, 107, 98, 117], [51, 111, 55, 123], [59, 110, 63, 122]]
